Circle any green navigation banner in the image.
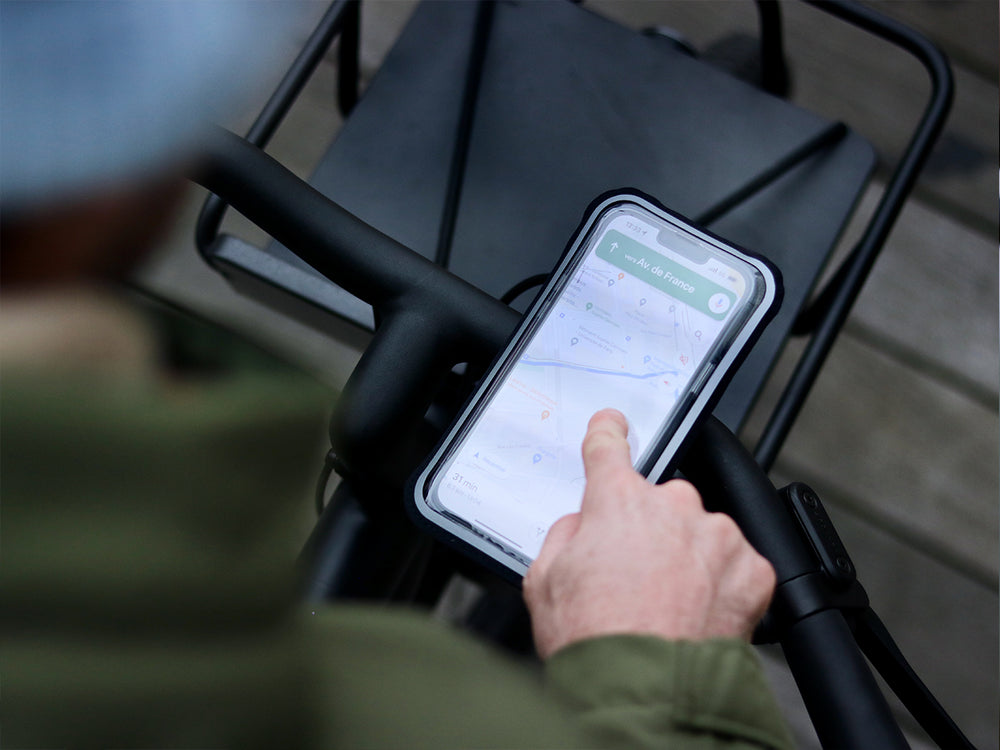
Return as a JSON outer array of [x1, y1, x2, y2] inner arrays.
[[595, 230, 735, 320]]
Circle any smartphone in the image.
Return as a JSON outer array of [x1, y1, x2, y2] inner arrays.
[[409, 192, 781, 578]]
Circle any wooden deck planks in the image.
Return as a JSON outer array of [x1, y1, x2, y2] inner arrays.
[[843, 183, 999, 402]]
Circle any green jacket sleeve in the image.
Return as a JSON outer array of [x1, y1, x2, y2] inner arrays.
[[545, 635, 794, 749], [307, 606, 593, 749], [306, 608, 793, 750]]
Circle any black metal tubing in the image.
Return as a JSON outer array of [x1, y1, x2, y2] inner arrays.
[[302, 480, 430, 602], [694, 120, 847, 226], [336, 0, 361, 117], [196, 0, 360, 261], [754, 0, 953, 470], [194, 127, 519, 481], [782, 611, 908, 749], [682, 418, 816, 578], [754, 0, 791, 97], [680, 417, 908, 749], [435, 0, 495, 268]]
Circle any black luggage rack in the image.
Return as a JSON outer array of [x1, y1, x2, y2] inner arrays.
[[196, 0, 949, 471]]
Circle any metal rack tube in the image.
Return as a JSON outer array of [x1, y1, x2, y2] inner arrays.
[[754, 0, 953, 470], [196, 0, 358, 260]]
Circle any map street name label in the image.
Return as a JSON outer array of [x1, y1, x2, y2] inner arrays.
[[596, 230, 735, 321]]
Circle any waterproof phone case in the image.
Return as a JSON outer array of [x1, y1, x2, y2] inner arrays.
[[408, 192, 782, 579]]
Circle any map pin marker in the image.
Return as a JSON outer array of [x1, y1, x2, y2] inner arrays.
[[586, 303, 593, 310], [643, 355, 651, 364], [532, 454, 542, 464], [618, 272, 624, 280], [607, 279, 615, 287], [639, 298, 647, 306], [570, 337, 579, 346], [541, 410, 550, 420]]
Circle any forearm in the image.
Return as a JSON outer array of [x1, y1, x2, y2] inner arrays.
[[545, 635, 794, 750]]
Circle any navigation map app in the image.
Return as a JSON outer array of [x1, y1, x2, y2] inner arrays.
[[434, 212, 750, 561]]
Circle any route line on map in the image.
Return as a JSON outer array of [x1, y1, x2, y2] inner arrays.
[[520, 359, 681, 380]]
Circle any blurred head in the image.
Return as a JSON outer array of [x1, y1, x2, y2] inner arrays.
[[0, 1, 308, 287], [1, 173, 190, 287]]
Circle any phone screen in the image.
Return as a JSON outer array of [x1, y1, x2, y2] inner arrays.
[[427, 206, 763, 563]]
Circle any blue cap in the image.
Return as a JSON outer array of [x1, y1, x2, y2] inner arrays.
[[1, 1, 308, 210]]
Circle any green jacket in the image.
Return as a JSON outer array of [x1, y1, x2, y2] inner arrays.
[[1, 290, 793, 749]]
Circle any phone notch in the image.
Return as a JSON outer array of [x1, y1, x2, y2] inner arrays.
[[656, 225, 711, 264]]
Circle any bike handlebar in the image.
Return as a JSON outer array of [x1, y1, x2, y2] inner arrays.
[[681, 418, 908, 748]]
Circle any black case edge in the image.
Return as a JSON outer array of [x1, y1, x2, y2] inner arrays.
[[405, 189, 784, 583]]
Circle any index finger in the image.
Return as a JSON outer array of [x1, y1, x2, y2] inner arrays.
[[579, 409, 636, 512]]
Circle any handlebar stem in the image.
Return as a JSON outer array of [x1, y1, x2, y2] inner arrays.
[[193, 127, 520, 480]]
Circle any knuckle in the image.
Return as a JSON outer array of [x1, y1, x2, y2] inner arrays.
[[670, 478, 702, 501], [705, 510, 742, 543], [541, 513, 581, 552], [664, 479, 703, 509], [752, 553, 777, 590]]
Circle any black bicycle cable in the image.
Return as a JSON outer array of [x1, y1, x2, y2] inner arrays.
[[499, 273, 550, 306], [854, 608, 977, 749]]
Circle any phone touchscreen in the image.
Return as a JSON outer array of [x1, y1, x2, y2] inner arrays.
[[425, 204, 767, 565]]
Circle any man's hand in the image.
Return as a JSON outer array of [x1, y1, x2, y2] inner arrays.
[[523, 409, 776, 660]]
